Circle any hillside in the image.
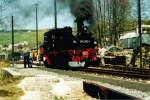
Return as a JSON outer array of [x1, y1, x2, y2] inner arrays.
[[0, 30, 48, 47]]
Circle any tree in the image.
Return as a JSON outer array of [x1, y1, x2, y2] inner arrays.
[[93, 0, 130, 46], [0, 0, 10, 31]]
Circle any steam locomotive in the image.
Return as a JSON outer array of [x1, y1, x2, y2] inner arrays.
[[41, 19, 97, 67]]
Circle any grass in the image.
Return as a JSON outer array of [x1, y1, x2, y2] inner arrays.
[[0, 61, 10, 68], [0, 77, 24, 100], [0, 30, 48, 47], [0, 61, 24, 100]]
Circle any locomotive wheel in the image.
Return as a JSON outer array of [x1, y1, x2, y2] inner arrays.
[[44, 61, 50, 68], [84, 58, 90, 68]]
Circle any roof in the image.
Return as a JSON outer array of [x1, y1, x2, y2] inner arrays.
[[141, 25, 150, 28], [120, 31, 139, 39]]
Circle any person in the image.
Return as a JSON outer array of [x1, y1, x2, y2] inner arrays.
[[23, 47, 32, 68], [97, 45, 106, 66], [129, 47, 140, 67]]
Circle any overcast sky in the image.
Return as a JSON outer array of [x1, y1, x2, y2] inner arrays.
[[1, 0, 150, 29], [6, 0, 74, 29]]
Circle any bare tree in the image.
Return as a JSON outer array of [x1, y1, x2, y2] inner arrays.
[[0, 0, 10, 31], [94, 0, 130, 46], [112, 0, 130, 45]]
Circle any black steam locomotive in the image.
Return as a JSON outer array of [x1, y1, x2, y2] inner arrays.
[[42, 19, 97, 67]]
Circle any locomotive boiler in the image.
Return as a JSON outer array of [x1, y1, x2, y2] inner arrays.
[[42, 19, 97, 67]]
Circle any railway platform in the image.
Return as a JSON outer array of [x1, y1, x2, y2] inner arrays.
[[2, 64, 150, 100]]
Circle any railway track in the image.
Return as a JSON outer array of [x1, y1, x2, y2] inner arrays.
[[98, 65, 150, 73], [82, 67, 150, 79], [33, 62, 150, 79]]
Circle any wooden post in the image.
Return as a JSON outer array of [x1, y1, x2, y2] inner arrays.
[[138, 0, 142, 68], [54, 0, 57, 29], [35, 4, 39, 56], [11, 16, 14, 65]]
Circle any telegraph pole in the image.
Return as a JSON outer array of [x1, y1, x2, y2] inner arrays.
[[138, 0, 142, 68], [95, 1, 101, 46], [11, 16, 14, 64], [35, 3, 39, 55], [54, 0, 57, 28]]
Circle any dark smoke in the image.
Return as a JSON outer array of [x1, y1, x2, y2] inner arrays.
[[58, 0, 94, 24], [70, 0, 94, 23]]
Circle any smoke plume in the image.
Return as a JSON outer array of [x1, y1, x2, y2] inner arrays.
[[69, 0, 94, 23], [58, 0, 94, 24]]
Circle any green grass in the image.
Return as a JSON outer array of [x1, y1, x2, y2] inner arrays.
[[0, 30, 48, 47]]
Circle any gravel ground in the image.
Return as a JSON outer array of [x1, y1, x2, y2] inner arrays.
[[5, 64, 95, 100], [5, 64, 150, 100], [36, 66, 150, 100]]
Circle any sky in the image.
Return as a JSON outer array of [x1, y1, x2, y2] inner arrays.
[[131, 0, 150, 19], [1, 0, 75, 29], [15, 0, 74, 29], [25, 8, 74, 29], [1, 0, 150, 30], [23, 0, 75, 29]]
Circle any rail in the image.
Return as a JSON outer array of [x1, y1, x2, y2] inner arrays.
[[83, 67, 150, 79]]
